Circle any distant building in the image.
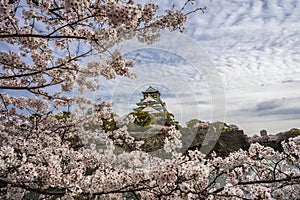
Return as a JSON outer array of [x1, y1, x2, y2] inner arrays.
[[134, 85, 168, 114]]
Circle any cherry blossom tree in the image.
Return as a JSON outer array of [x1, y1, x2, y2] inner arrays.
[[0, 0, 194, 97], [0, 0, 299, 199]]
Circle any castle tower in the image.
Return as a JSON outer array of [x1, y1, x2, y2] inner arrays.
[[134, 85, 167, 114]]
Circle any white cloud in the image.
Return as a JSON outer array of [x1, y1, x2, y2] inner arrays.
[[223, 82, 300, 135], [93, 0, 300, 135], [171, 0, 300, 134], [184, 0, 300, 88]]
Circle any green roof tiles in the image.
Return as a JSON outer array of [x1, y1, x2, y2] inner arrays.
[[142, 85, 159, 93]]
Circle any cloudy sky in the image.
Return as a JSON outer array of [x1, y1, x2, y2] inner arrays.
[[96, 0, 300, 136]]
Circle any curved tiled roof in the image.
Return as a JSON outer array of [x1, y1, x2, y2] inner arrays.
[[142, 85, 159, 93], [142, 106, 160, 113]]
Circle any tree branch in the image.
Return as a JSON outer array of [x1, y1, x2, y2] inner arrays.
[[237, 175, 300, 185], [0, 33, 86, 40], [0, 177, 157, 197], [185, 7, 206, 16], [0, 80, 63, 90], [0, 49, 92, 80]]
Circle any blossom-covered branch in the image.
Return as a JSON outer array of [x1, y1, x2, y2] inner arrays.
[[0, 0, 190, 100], [1, 0, 299, 200]]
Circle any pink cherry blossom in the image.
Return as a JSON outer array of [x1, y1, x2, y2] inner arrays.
[[0, 0, 299, 199]]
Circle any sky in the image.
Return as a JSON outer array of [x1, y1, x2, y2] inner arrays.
[[184, 0, 300, 135], [4, 0, 297, 136], [94, 0, 300, 136]]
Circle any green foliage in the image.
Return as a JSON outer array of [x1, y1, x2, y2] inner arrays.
[[222, 126, 230, 133], [130, 110, 152, 127], [164, 112, 180, 129], [185, 119, 199, 128], [53, 111, 70, 120], [128, 111, 180, 131], [100, 113, 118, 132], [127, 123, 150, 132], [293, 128, 300, 135], [83, 113, 118, 132]]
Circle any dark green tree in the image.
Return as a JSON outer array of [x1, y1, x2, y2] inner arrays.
[[164, 112, 180, 129], [100, 113, 118, 132], [130, 110, 152, 127]]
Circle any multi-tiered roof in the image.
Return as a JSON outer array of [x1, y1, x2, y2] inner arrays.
[[134, 85, 167, 113]]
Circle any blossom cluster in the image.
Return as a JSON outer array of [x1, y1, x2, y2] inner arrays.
[[0, 0, 188, 101], [1, 0, 299, 199], [1, 92, 299, 199]]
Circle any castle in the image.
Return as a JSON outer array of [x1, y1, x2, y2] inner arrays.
[[134, 85, 168, 114]]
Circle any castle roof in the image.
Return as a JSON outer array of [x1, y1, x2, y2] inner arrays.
[[142, 106, 161, 113], [141, 96, 156, 103], [142, 85, 159, 94]]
